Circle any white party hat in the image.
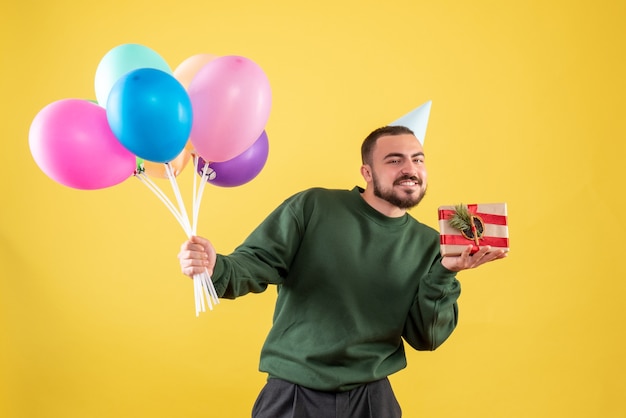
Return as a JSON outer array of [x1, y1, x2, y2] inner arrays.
[[389, 100, 432, 145]]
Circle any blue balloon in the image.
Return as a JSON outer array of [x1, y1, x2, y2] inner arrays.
[[106, 68, 192, 163]]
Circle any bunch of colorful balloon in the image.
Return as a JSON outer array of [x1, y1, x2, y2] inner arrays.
[[29, 43, 273, 316]]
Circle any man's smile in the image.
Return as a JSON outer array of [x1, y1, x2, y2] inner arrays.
[[394, 176, 422, 187]]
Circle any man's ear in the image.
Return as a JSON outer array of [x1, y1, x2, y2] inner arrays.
[[361, 164, 372, 182]]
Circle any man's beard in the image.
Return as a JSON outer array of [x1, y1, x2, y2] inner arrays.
[[373, 174, 427, 210]]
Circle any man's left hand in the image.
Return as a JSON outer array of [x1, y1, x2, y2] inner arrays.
[[441, 245, 508, 272]]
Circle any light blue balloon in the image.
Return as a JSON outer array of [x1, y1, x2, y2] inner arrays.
[[95, 43, 172, 106], [106, 68, 192, 163]]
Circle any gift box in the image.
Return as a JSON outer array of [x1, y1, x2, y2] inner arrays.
[[438, 203, 509, 256]]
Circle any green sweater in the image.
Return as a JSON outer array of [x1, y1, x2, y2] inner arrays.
[[212, 187, 461, 391]]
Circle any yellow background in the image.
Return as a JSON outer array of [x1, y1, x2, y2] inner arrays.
[[2, 0, 625, 417]]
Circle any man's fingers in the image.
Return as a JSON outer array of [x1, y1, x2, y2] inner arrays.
[[180, 241, 205, 252], [471, 247, 508, 268], [180, 257, 211, 277]]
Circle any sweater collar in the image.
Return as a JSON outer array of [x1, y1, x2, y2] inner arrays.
[[351, 186, 410, 227]]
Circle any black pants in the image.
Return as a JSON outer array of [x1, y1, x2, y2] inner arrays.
[[252, 378, 402, 418]]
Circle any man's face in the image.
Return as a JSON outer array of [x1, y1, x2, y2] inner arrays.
[[365, 134, 428, 210]]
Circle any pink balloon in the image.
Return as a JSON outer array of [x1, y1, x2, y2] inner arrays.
[[188, 55, 272, 162], [29, 99, 136, 190]]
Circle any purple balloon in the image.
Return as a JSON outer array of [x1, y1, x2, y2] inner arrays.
[[197, 131, 269, 187]]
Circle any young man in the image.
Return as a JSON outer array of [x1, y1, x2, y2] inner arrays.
[[178, 125, 507, 417]]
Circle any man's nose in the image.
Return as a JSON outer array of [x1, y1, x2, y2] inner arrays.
[[400, 161, 417, 175]]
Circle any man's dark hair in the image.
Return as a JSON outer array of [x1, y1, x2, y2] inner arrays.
[[361, 125, 415, 165]]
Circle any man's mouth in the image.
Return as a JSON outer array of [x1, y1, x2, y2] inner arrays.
[[394, 176, 422, 187]]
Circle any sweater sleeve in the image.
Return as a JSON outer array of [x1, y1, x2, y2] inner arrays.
[[402, 261, 461, 351], [210, 197, 305, 299]]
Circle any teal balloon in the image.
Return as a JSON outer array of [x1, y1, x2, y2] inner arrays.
[[106, 68, 192, 163], [95, 43, 172, 106]]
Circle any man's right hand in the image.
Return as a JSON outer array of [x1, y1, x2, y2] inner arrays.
[[177, 236, 216, 278]]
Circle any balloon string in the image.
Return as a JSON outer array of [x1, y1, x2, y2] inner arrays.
[[203, 269, 219, 306], [165, 163, 192, 236], [201, 277, 212, 311], [198, 276, 204, 316], [194, 274, 201, 316], [192, 160, 211, 235], [135, 173, 188, 233], [192, 155, 199, 235], [193, 273, 218, 316], [201, 274, 213, 309], [200, 273, 215, 310], [136, 167, 219, 315], [176, 159, 219, 313]]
